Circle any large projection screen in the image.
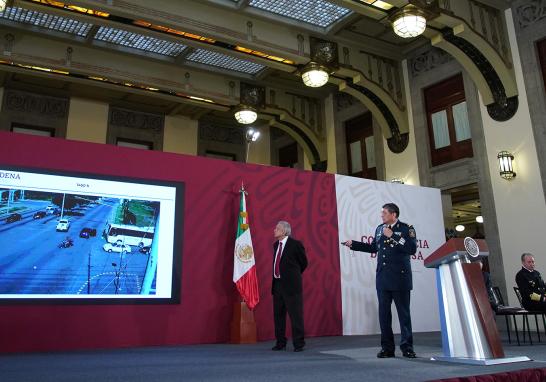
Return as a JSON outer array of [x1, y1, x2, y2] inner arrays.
[[0, 167, 183, 304]]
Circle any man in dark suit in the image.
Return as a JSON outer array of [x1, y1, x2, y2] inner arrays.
[[342, 203, 417, 358], [516, 253, 546, 312], [271, 220, 308, 352]]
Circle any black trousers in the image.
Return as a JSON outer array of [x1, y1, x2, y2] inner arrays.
[[377, 289, 413, 352], [273, 279, 305, 348], [524, 300, 546, 313]]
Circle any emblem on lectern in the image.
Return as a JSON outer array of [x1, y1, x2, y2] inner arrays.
[[463, 237, 479, 258], [235, 243, 254, 263]]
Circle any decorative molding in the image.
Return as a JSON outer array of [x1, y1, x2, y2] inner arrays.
[[360, 51, 404, 107], [442, 30, 518, 121], [310, 37, 339, 69], [4, 33, 14, 56], [283, 92, 323, 134], [349, 81, 409, 153], [240, 82, 265, 109], [3, 89, 68, 119], [109, 107, 164, 132], [199, 120, 245, 145], [387, 132, 409, 154], [409, 47, 454, 78], [514, 0, 546, 30], [334, 92, 357, 112]]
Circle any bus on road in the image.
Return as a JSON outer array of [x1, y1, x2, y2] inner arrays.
[[103, 223, 154, 248]]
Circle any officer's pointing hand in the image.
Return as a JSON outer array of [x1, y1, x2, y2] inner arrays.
[[383, 227, 393, 238], [342, 240, 352, 247]]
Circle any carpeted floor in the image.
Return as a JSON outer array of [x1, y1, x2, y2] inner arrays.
[[1, 332, 545, 382]]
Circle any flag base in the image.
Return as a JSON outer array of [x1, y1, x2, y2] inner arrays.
[[230, 301, 257, 344]]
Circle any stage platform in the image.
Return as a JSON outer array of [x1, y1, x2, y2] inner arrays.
[[1, 332, 545, 382]]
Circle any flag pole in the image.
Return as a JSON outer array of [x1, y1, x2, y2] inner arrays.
[[230, 181, 258, 344]]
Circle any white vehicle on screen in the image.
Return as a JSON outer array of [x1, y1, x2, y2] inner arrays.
[[56, 219, 70, 232], [103, 223, 154, 248], [103, 242, 132, 253]]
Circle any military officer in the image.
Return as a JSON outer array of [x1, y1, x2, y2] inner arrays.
[[342, 203, 417, 359], [515, 253, 546, 312]]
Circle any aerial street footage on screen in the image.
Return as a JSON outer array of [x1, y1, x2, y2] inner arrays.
[[0, 168, 180, 300]]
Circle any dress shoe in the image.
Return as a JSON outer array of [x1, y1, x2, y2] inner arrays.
[[377, 349, 395, 358], [294, 346, 304, 352], [402, 350, 417, 358], [271, 344, 286, 351]]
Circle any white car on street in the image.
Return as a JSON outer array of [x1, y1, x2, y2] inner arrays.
[[103, 242, 132, 253], [56, 219, 70, 232]]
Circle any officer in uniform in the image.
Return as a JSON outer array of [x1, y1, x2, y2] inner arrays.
[[515, 253, 546, 312], [343, 203, 417, 359]]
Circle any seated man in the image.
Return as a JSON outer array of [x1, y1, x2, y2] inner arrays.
[[515, 253, 546, 312], [476, 259, 500, 311]]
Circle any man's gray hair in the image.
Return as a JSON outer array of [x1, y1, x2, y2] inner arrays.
[[277, 221, 291, 236], [521, 253, 534, 262]]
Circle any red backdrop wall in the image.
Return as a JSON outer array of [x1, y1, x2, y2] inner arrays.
[[0, 131, 342, 353]]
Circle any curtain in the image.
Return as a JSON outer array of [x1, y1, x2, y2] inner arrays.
[[431, 110, 450, 149], [453, 101, 471, 142], [365, 136, 375, 169], [349, 140, 362, 174]]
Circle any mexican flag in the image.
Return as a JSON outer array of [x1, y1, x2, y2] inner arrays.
[[233, 189, 260, 310]]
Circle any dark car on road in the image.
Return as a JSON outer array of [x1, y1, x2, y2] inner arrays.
[[79, 227, 97, 239], [139, 245, 151, 255], [6, 213, 22, 223], [33, 211, 46, 219]]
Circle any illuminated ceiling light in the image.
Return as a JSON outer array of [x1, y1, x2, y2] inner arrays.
[[0, 0, 8, 12], [234, 106, 257, 125], [455, 225, 465, 232], [476, 216, 484, 224], [391, 6, 427, 38], [301, 62, 329, 88], [497, 151, 516, 180]]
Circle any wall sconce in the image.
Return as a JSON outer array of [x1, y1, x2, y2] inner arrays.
[[244, 128, 261, 163], [497, 151, 516, 180], [391, 178, 405, 184], [245, 128, 260, 143]]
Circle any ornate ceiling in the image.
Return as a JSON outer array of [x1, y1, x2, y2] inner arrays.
[[0, 0, 516, 169]]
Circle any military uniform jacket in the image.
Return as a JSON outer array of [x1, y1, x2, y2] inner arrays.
[[515, 267, 546, 306], [350, 221, 417, 291]]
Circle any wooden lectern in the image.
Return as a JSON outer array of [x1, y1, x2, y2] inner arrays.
[[230, 301, 257, 344], [425, 238, 530, 365]]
